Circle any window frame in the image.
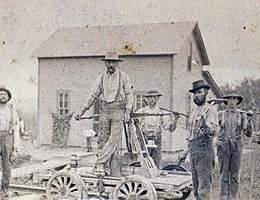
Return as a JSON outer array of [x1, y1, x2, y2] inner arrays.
[[57, 90, 71, 116], [187, 41, 193, 71], [133, 90, 148, 111]]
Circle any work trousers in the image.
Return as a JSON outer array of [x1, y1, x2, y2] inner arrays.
[[190, 136, 214, 200], [96, 101, 125, 177], [0, 132, 13, 194], [147, 132, 162, 169], [217, 140, 243, 200]]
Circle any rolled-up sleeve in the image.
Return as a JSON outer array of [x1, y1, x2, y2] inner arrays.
[[241, 113, 248, 130], [204, 106, 219, 136], [12, 109, 20, 151], [84, 75, 103, 109], [123, 73, 134, 110]]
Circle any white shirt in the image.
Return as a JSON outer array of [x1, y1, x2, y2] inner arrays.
[[85, 70, 134, 110], [0, 104, 20, 150], [136, 106, 171, 132], [0, 105, 12, 131]]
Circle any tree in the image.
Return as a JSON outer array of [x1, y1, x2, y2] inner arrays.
[[221, 78, 260, 111]]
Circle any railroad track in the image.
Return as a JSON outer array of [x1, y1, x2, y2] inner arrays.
[[10, 184, 46, 194]]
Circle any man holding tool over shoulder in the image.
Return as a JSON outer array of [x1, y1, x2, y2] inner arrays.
[[178, 80, 220, 200], [215, 94, 257, 200], [76, 52, 134, 177], [136, 90, 180, 169]]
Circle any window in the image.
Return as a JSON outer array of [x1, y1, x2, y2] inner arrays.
[[134, 91, 148, 111], [57, 91, 70, 116], [187, 41, 192, 71]]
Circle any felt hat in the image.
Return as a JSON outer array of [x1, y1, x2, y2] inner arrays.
[[101, 51, 123, 62], [189, 80, 211, 93], [144, 90, 163, 97], [0, 86, 12, 101], [223, 93, 243, 105]]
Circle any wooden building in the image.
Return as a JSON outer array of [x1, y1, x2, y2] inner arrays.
[[33, 22, 222, 151]]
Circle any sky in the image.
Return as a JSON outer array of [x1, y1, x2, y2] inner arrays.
[[0, 0, 259, 113]]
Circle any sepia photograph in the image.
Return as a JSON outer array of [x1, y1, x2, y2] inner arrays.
[[0, 0, 259, 199]]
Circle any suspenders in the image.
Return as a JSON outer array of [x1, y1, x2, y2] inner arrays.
[[100, 71, 122, 102], [221, 110, 242, 138], [9, 104, 16, 133]]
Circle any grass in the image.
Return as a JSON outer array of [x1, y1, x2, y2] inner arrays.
[[162, 139, 260, 200], [210, 142, 260, 200]]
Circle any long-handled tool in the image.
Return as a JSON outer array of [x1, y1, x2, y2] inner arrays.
[[75, 114, 99, 121], [159, 107, 189, 117], [249, 105, 259, 200], [132, 118, 159, 177], [176, 98, 227, 165]]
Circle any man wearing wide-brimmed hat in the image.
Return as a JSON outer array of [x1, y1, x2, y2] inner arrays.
[[179, 80, 219, 200], [216, 93, 251, 200], [76, 52, 134, 176], [136, 90, 179, 168], [0, 86, 20, 198]]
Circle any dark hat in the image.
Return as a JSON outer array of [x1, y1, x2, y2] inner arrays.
[[223, 93, 243, 105], [144, 90, 163, 97], [0, 86, 12, 101], [189, 80, 211, 93], [101, 51, 123, 62]]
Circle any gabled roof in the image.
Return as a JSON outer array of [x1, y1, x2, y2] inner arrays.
[[32, 21, 209, 65], [202, 70, 223, 98]]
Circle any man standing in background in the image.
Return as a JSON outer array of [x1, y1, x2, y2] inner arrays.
[[0, 86, 20, 198], [216, 94, 251, 200], [136, 90, 179, 169]]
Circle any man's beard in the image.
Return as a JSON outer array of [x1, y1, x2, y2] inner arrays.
[[0, 97, 8, 104], [228, 103, 236, 109], [107, 66, 116, 74], [194, 95, 206, 106], [148, 100, 157, 107]]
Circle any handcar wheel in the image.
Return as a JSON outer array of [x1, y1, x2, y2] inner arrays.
[[162, 164, 188, 172], [113, 175, 157, 200], [179, 190, 191, 200], [129, 161, 141, 167], [46, 171, 85, 200], [162, 164, 191, 200]]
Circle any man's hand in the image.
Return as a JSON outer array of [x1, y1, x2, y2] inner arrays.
[[177, 149, 189, 165], [247, 110, 253, 121], [198, 112, 207, 122], [169, 124, 177, 132], [168, 114, 180, 132], [75, 107, 89, 121], [177, 154, 186, 165], [215, 138, 224, 148], [252, 132, 260, 143], [10, 150, 19, 162], [122, 109, 131, 123]]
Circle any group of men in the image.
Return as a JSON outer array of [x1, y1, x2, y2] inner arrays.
[[76, 51, 259, 200], [178, 80, 259, 200], [76, 51, 179, 176], [1, 51, 258, 199]]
